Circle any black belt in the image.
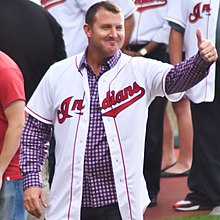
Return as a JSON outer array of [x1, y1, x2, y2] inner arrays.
[[127, 43, 166, 52], [126, 43, 148, 52]]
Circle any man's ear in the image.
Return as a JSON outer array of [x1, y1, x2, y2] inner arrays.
[[83, 23, 92, 38]]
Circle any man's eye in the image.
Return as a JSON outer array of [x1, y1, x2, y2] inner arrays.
[[102, 26, 110, 29]]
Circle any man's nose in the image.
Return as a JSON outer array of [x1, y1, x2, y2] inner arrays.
[[109, 27, 117, 38]]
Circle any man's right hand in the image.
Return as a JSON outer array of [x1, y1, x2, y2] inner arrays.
[[24, 187, 47, 218], [196, 28, 218, 62]]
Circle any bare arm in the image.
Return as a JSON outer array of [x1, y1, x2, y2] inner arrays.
[[0, 100, 25, 188], [122, 14, 135, 50], [169, 28, 184, 64]]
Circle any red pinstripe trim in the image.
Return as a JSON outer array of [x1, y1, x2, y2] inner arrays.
[[43, 0, 65, 10], [67, 58, 84, 218], [109, 57, 133, 84], [204, 0, 212, 101], [137, 2, 167, 12], [75, 56, 83, 76], [113, 119, 133, 220], [106, 58, 133, 219], [26, 106, 52, 123], [205, 0, 211, 39], [67, 91, 86, 220]]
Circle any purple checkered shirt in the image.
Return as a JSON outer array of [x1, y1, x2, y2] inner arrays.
[[79, 51, 121, 207], [20, 51, 211, 206]]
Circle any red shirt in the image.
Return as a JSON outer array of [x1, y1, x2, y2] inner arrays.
[[0, 51, 25, 180]]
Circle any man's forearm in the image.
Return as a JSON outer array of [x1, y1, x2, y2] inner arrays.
[[122, 14, 135, 50], [0, 123, 23, 178], [20, 114, 52, 189], [0, 100, 25, 179], [165, 53, 211, 94], [169, 28, 184, 65]]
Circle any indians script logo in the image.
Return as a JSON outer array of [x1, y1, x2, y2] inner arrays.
[[41, 0, 65, 9], [189, 3, 211, 23], [134, 0, 167, 12], [101, 82, 145, 118], [57, 97, 85, 124]]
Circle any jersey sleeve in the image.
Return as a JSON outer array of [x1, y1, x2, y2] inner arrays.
[[0, 68, 25, 110], [168, 21, 185, 32], [166, 0, 187, 29], [76, 0, 102, 13], [112, 0, 136, 19], [133, 57, 184, 102], [152, 21, 171, 45], [26, 65, 55, 124]]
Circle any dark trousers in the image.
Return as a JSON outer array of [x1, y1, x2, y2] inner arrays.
[[186, 61, 220, 206], [128, 43, 167, 199], [143, 44, 167, 199], [81, 203, 122, 220], [48, 132, 56, 187], [144, 97, 166, 199]]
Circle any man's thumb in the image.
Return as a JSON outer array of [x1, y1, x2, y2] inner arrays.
[[196, 28, 203, 48], [40, 192, 48, 208]]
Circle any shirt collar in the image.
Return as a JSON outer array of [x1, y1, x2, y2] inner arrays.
[[78, 49, 121, 71]]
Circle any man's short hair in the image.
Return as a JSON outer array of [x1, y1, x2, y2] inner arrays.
[[85, 1, 122, 26]]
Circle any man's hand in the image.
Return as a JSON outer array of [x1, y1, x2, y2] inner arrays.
[[197, 28, 218, 62], [24, 187, 47, 218]]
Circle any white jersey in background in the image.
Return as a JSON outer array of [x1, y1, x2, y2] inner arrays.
[[129, 0, 170, 45], [41, 0, 136, 57], [166, 0, 219, 103]]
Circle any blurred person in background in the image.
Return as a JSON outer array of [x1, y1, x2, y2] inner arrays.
[[0, 0, 66, 219], [0, 51, 26, 220], [160, 0, 193, 178], [123, 0, 170, 207], [40, 0, 136, 57], [167, 0, 220, 214]]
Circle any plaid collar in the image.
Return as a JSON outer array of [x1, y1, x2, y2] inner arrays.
[[78, 49, 121, 73]]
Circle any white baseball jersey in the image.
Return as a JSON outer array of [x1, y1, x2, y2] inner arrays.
[[167, 0, 219, 103], [41, 0, 136, 57], [26, 52, 183, 220], [129, 0, 170, 45]]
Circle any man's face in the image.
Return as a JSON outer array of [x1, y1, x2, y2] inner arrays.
[[85, 8, 125, 57]]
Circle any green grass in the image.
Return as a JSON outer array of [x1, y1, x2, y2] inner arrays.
[[165, 214, 220, 220]]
